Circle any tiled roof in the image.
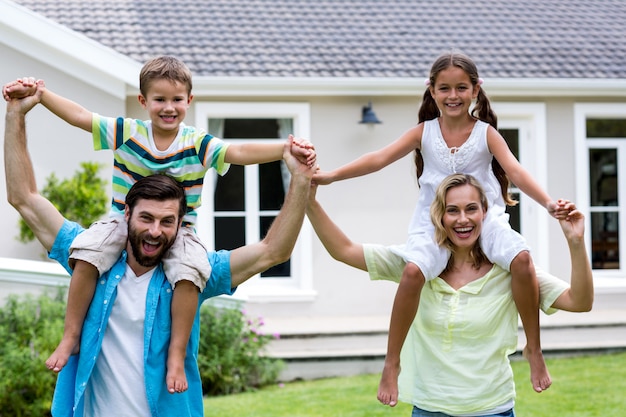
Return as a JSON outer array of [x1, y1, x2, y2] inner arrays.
[[11, 0, 626, 79]]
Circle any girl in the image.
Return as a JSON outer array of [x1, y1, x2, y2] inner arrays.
[[313, 51, 566, 405]]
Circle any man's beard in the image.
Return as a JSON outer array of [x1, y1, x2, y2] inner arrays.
[[127, 223, 177, 268]]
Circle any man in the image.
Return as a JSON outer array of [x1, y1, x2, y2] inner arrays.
[[4, 91, 315, 416]]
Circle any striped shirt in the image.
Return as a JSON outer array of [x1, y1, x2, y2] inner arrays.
[[92, 114, 230, 225]]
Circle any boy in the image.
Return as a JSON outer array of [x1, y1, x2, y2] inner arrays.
[[3, 56, 315, 394]]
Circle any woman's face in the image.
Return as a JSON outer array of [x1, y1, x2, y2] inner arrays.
[[442, 184, 486, 249]]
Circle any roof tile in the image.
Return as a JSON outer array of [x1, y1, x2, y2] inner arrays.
[[11, 0, 626, 78]]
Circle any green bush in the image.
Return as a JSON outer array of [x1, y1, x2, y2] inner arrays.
[[0, 290, 66, 417], [0, 292, 283, 414], [18, 162, 108, 243], [198, 303, 284, 396]]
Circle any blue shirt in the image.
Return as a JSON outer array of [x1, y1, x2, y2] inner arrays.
[[49, 220, 235, 416]]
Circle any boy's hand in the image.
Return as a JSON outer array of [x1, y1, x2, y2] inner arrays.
[[290, 136, 317, 167], [3, 77, 41, 101]]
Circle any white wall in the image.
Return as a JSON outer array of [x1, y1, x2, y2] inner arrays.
[[2, 43, 618, 322]]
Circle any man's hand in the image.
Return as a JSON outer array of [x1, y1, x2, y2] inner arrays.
[[3, 77, 41, 101], [284, 135, 316, 180], [290, 137, 317, 168], [4, 79, 43, 116]]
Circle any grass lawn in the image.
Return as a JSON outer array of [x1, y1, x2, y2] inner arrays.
[[204, 351, 626, 416]]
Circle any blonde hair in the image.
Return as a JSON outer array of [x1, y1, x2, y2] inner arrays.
[[430, 173, 489, 270], [139, 55, 193, 97]]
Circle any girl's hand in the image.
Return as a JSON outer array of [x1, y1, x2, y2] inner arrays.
[[549, 199, 573, 220], [312, 170, 334, 185]]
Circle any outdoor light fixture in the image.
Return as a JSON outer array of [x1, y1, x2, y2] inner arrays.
[[359, 102, 382, 124]]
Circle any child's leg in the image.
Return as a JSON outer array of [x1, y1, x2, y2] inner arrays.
[[167, 280, 198, 393], [378, 262, 425, 407], [46, 219, 125, 372], [163, 227, 212, 394], [510, 251, 551, 393], [46, 260, 98, 372]]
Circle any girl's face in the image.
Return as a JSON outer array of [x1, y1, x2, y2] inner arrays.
[[138, 78, 192, 139], [442, 183, 486, 249], [429, 66, 479, 118]]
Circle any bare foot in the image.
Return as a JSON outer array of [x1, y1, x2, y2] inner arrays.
[[166, 356, 188, 394], [523, 345, 551, 392], [46, 338, 79, 373], [377, 362, 400, 407]]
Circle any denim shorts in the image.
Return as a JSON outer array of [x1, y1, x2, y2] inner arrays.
[[411, 406, 515, 417]]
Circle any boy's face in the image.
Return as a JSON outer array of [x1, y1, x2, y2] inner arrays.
[[138, 79, 193, 139]]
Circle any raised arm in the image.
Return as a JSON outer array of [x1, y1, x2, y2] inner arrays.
[[550, 204, 594, 312], [305, 185, 367, 270], [487, 127, 568, 218], [3, 78, 92, 132], [4, 94, 65, 251], [228, 136, 315, 287], [225, 138, 316, 167], [312, 124, 423, 185]]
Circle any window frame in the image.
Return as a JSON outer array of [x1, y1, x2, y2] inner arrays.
[[575, 103, 626, 287], [194, 102, 316, 301], [494, 102, 550, 269]]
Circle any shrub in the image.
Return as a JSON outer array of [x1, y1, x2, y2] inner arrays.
[[198, 303, 283, 396], [18, 162, 108, 243], [0, 290, 282, 414], [0, 290, 67, 417]]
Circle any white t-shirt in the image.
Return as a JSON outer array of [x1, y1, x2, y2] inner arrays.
[[84, 265, 154, 416]]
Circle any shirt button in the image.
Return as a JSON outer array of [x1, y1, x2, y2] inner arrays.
[[103, 300, 108, 304], [100, 279, 105, 285]]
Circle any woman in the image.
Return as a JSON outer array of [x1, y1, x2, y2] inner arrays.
[[306, 173, 593, 416]]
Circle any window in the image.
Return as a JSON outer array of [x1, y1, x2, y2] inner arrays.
[[575, 104, 626, 283], [500, 128, 521, 233], [194, 102, 315, 301], [496, 103, 549, 269]]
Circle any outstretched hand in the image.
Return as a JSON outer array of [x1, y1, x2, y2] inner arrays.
[[4, 79, 44, 115], [548, 199, 575, 220], [3, 77, 42, 101], [556, 199, 585, 242], [312, 169, 334, 185], [290, 136, 317, 167], [284, 135, 317, 180]]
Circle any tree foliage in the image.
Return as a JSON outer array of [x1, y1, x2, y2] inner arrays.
[[18, 162, 108, 243]]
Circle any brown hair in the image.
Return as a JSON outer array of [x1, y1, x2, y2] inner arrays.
[[430, 173, 489, 270], [139, 55, 193, 97], [415, 51, 516, 206], [125, 174, 187, 221]]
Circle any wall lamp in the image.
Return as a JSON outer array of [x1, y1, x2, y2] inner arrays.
[[359, 102, 382, 125]]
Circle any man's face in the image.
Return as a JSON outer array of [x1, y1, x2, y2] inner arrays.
[[125, 199, 181, 268]]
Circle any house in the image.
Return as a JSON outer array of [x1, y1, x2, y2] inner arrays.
[[1, 0, 625, 336]]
